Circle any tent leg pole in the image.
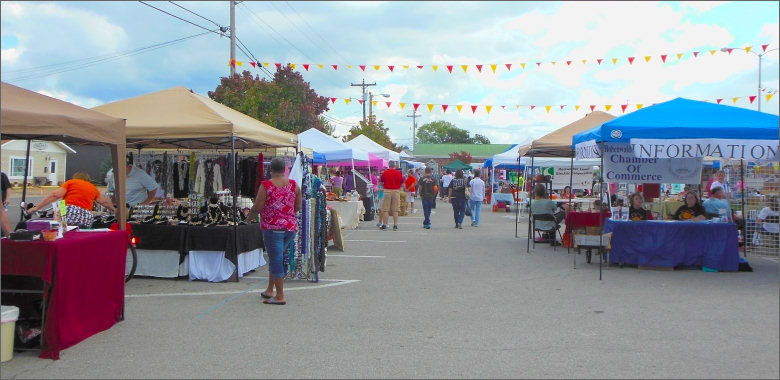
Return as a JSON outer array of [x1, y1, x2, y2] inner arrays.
[[740, 159, 746, 257], [527, 154, 534, 253], [351, 159, 356, 195], [569, 156, 574, 258], [599, 143, 604, 281], [19, 139, 32, 224], [231, 134, 240, 282]]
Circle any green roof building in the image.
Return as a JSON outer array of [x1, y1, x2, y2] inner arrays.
[[413, 144, 514, 160]]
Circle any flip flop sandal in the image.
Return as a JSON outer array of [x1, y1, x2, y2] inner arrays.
[[263, 298, 286, 305], [260, 291, 272, 299]]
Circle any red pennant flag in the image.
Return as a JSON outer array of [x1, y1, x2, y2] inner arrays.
[[749, 95, 757, 104], [536, 62, 541, 67], [589, 105, 596, 112], [332, 65, 338, 70], [716, 98, 723, 104], [727, 48, 733, 55], [660, 55, 667, 63], [597, 58, 603, 65], [388, 65, 395, 72], [530, 105, 536, 110], [621, 104, 628, 113], [441, 104, 448, 112], [476, 65, 483, 72], [446, 65, 453, 73], [566, 60, 572, 66], [762, 44, 769, 52], [230, 59, 236, 67], [386, 102, 392, 108], [249, 61, 256, 68], [358, 100, 364, 105], [303, 64, 310, 71], [560, 105, 565, 110], [359, 65, 366, 72], [417, 65, 423, 69], [413, 103, 420, 111], [471, 105, 478, 114], [505, 63, 512, 71], [501, 105, 505, 109], [330, 98, 337, 104], [628, 57, 635, 64], [275, 63, 282, 70], [693, 51, 699, 58]]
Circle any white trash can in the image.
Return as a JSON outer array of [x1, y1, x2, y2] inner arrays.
[[1, 305, 20, 362]]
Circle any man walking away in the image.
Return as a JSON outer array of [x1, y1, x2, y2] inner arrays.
[[469, 170, 485, 227], [404, 169, 417, 213], [448, 170, 468, 229], [418, 167, 437, 229], [379, 161, 404, 231], [441, 170, 454, 200]]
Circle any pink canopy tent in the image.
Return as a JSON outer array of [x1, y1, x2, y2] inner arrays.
[[326, 153, 388, 168]]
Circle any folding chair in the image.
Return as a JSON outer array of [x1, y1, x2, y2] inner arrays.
[[531, 213, 563, 251]]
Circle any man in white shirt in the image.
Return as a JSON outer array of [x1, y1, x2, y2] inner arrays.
[[468, 170, 486, 227], [441, 170, 454, 200], [125, 155, 160, 207], [710, 170, 732, 198]]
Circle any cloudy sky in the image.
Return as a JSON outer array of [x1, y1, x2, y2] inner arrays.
[[2, 1, 778, 149]]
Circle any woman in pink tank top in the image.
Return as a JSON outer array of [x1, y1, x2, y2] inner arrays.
[[247, 157, 301, 305]]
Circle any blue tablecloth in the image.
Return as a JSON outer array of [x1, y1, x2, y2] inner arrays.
[[604, 220, 739, 271], [491, 193, 514, 205]]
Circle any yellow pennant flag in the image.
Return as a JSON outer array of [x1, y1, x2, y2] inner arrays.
[[372, 101, 377, 107], [344, 98, 351, 104], [636, 104, 643, 110], [317, 64, 324, 69], [490, 64, 497, 73], [461, 65, 468, 73], [676, 53, 682, 60], [582, 59, 587, 65], [575, 105, 581, 111], [432, 65, 438, 72], [545, 105, 551, 113], [399, 102, 406, 109], [605, 105, 612, 111], [551, 61, 556, 65], [373, 65, 380, 71], [611, 58, 618, 65], [767, 93, 774, 102], [745, 46, 752, 53], [290, 63, 295, 69], [644, 56, 651, 62], [455, 105, 462, 113], [403, 65, 409, 69], [263, 62, 269, 67], [485, 105, 492, 114], [520, 63, 526, 69], [236, 61, 243, 67], [710, 50, 717, 56], [427, 104, 434, 112], [732, 97, 739, 104], [346, 64, 352, 69]]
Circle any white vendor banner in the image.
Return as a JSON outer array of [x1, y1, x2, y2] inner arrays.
[[603, 143, 702, 184], [630, 138, 779, 161], [540, 167, 594, 190], [574, 139, 601, 158]]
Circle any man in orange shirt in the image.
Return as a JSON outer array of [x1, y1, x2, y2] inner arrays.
[[29, 172, 116, 227], [404, 169, 418, 214]]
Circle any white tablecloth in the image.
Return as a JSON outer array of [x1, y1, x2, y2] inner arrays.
[[188, 249, 266, 282], [327, 201, 366, 229], [491, 193, 515, 205]]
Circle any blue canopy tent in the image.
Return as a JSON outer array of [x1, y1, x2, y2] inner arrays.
[[572, 97, 780, 277]]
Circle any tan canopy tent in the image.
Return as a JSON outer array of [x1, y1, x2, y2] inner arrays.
[[519, 111, 616, 157], [93, 86, 297, 149], [1, 81, 127, 228]]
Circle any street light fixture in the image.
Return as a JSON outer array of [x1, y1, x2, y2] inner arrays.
[[721, 46, 779, 112], [367, 92, 390, 121]]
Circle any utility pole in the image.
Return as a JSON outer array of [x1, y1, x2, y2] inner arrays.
[[229, 0, 236, 77], [407, 111, 419, 152], [351, 78, 375, 122]]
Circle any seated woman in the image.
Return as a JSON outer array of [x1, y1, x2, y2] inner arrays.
[[757, 196, 779, 247], [28, 172, 116, 227], [672, 190, 706, 221], [628, 192, 653, 221], [556, 185, 576, 211], [530, 184, 564, 245]]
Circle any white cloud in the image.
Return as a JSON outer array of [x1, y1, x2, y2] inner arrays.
[[680, 1, 728, 13], [36, 89, 103, 109], [1, 48, 22, 63]]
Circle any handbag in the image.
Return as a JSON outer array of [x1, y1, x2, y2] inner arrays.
[[465, 205, 472, 216]]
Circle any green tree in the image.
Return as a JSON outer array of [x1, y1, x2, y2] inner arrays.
[[342, 115, 398, 151], [318, 115, 337, 137], [416, 121, 491, 144], [208, 66, 330, 134]]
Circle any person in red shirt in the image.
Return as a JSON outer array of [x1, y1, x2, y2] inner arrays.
[[404, 169, 418, 214], [379, 161, 404, 230]]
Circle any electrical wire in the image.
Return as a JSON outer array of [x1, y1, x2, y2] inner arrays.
[[283, 1, 351, 63], [168, 1, 224, 29], [138, 1, 225, 36]]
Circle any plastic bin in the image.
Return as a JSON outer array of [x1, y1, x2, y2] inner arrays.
[[1, 305, 20, 362]]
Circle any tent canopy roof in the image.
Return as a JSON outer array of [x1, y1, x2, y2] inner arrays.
[[573, 97, 780, 145], [443, 159, 472, 170], [1, 81, 125, 145], [521, 111, 616, 157], [92, 86, 297, 149], [345, 134, 400, 162], [297, 128, 370, 162], [484, 144, 526, 169]]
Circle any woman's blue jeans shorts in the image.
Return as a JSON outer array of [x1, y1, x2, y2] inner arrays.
[[262, 229, 297, 278]]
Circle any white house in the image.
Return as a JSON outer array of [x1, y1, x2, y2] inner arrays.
[[1, 140, 75, 186]]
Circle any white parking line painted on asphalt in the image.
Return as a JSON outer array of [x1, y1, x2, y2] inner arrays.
[[350, 229, 412, 232], [125, 279, 360, 298], [328, 254, 386, 258], [345, 239, 407, 243]]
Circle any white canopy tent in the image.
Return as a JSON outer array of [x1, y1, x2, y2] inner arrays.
[[345, 134, 400, 162], [298, 128, 369, 162]]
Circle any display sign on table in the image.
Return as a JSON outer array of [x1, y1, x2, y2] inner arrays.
[[540, 167, 594, 190], [603, 143, 702, 184]]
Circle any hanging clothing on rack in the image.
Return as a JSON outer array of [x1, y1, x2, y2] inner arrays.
[[194, 159, 223, 196], [173, 158, 190, 198], [238, 156, 257, 197], [254, 153, 264, 196]]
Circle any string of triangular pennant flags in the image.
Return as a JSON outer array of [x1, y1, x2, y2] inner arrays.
[[229, 44, 770, 74], [319, 94, 775, 115]]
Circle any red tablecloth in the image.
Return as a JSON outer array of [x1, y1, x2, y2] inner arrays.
[[563, 211, 611, 248], [1, 231, 126, 359]]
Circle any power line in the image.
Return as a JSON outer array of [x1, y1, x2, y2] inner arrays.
[[235, 35, 274, 79], [138, 1, 225, 36], [266, 1, 334, 61], [5, 32, 213, 82], [168, 1, 223, 29], [239, 2, 315, 62], [284, 1, 351, 63]]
